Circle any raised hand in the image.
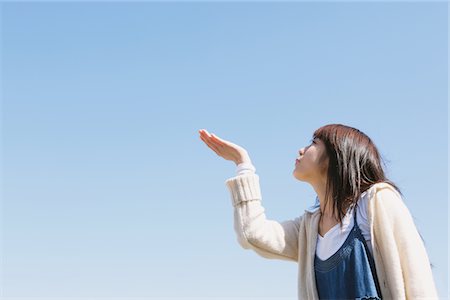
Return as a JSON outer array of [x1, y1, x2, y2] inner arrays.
[[198, 129, 252, 166]]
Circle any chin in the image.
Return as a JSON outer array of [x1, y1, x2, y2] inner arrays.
[[293, 170, 305, 182]]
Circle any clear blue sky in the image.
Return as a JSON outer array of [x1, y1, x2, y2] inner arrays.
[[1, 2, 448, 299]]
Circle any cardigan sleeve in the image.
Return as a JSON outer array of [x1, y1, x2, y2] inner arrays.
[[225, 173, 301, 262], [371, 185, 439, 299]]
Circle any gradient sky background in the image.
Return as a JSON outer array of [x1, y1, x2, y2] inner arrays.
[[0, 2, 448, 299]]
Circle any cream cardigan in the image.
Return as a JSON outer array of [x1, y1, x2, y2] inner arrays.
[[225, 173, 438, 300]]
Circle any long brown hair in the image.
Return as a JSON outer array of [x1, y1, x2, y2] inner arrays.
[[313, 123, 403, 226]]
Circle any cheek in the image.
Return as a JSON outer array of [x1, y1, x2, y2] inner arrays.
[[305, 155, 324, 172], [307, 153, 321, 166], [298, 159, 314, 172], [317, 156, 329, 173]]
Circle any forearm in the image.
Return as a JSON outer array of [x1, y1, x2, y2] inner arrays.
[[225, 173, 300, 262]]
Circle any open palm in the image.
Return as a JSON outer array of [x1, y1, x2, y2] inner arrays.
[[198, 129, 251, 165]]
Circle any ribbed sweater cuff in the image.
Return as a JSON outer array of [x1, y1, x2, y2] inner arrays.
[[225, 173, 262, 207]]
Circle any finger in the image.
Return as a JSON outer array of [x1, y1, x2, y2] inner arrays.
[[200, 134, 222, 156], [206, 142, 222, 157], [200, 130, 224, 148], [200, 129, 212, 137], [200, 132, 224, 149], [199, 130, 213, 140], [210, 133, 229, 146]]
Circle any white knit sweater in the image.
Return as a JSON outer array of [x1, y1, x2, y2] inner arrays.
[[236, 162, 375, 261], [225, 172, 439, 300]]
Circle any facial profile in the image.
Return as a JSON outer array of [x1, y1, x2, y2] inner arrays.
[[293, 137, 329, 183], [292, 124, 403, 224]]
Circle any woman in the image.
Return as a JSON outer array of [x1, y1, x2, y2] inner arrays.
[[198, 124, 438, 300]]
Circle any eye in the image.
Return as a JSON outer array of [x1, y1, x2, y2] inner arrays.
[[310, 139, 315, 144]]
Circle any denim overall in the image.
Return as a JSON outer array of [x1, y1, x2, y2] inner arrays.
[[314, 205, 382, 300]]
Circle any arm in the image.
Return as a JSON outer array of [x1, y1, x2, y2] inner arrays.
[[371, 185, 439, 299], [198, 130, 301, 262], [225, 173, 302, 262]]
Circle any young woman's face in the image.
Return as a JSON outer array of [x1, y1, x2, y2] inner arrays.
[[293, 137, 329, 183]]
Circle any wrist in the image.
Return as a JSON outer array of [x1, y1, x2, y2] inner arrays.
[[236, 160, 256, 174], [235, 159, 252, 166]]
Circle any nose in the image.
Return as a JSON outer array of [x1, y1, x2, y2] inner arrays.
[[299, 148, 306, 157]]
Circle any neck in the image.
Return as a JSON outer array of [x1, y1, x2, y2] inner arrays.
[[312, 178, 336, 219]]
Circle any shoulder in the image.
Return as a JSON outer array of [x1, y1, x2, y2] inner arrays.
[[367, 182, 403, 205], [366, 182, 410, 221], [356, 182, 401, 212]]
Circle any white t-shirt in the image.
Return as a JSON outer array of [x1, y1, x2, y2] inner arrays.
[[236, 162, 373, 261], [311, 191, 373, 261]]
